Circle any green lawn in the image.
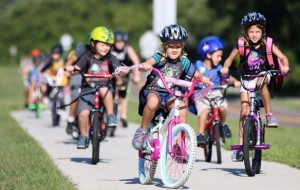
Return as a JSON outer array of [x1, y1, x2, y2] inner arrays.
[[127, 99, 300, 169], [0, 66, 76, 190]]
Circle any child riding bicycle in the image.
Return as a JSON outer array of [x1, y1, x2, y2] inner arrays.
[[111, 30, 141, 128], [220, 11, 290, 161], [131, 24, 210, 151], [189, 36, 240, 147], [65, 26, 122, 149]]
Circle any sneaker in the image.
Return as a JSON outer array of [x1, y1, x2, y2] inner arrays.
[[266, 113, 279, 127], [132, 127, 148, 150], [66, 122, 73, 135], [107, 114, 117, 127], [222, 124, 232, 138], [120, 118, 128, 128], [196, 134, 206, 147], [77, 135, 88, 149], [231, 150, 244, 162]]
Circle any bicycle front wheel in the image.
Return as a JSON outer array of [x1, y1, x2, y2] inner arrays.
[[243, 117, 261, 176], [214, 123, 222, 164], [160, 123, 197, 188], [91, 112, 100, 165], [35, 97, 40, 118], [51, 96, 60, 126]]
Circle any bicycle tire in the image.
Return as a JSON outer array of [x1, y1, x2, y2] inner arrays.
[[204, 130, 212, 162], [138, 155, 158, 184], [35, 97, 40, 118], [243, 117, 261, 176], [91, 112, 100, 165], [51, 95, 59, 126], [214, 123, 222, 164], [160, 123, 197, 188]]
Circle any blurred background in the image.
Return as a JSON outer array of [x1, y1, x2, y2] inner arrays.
[[0, 0, 299, 95]]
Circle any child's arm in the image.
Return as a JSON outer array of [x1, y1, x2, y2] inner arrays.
[[193, 70, 210, 84], [139, 57, 156, 72], [272, 44, 289, 74], [221, 48, 239, 74]]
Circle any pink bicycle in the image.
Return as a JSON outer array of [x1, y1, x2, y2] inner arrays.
[[114, 66, 212, 188]]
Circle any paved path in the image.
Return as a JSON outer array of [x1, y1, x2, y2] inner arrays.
[[12, 110, 300, 190]]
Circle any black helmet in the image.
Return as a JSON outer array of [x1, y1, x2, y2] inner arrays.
[[241, 12, 266, 28], [159, 24, 188, 43], [51, 44, 63, 54], [114, 31, 128, 42]]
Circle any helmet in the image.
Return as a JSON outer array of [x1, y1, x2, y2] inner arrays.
[[197, 36, 225, 60], [51, 44, 63, 54], [114, 31, 128, 42], [160, 24, 188, 43], [31, 48, 41, 57], [241, 11, 266, 28], [90, 26, 114, 45]]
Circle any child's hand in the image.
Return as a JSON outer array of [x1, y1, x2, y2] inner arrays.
[[201, 76, 210, 84], [280, 66, 290, 75], [220, 67, 229, 74], [139, 63, 152, 72]]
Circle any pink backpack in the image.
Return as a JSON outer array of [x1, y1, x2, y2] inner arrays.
[[238, 37, 284, 94]]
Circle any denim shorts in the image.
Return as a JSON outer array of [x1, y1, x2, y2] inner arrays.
[[144, 89, 175, 109]]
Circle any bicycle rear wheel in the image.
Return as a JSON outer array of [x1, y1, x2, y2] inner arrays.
[[91, 112, 100, 165], [138, 152, 158, 184], [214, 123, 222, 164], [160, 123, 197, 188], [243, 117, 261, 176]]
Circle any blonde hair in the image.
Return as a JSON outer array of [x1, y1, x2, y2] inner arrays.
[[159, 42, 187, 63]]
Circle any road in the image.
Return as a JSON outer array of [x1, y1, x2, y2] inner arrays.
[[11, 110, 300, 190]]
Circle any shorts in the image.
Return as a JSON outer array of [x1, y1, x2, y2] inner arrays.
[[240, 72, 271, 93], [144, 90, 175, 110], [77, 85, 112, 114], [195, 90, 228, 117], [69, 74, 82, 99]]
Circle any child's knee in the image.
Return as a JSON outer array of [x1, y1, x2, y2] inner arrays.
[[79, 110, 89, 118]]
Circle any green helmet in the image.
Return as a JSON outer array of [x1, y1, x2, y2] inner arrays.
[[90, 26, 114, 45]]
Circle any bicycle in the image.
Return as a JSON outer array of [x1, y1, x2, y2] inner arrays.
[[75, 69, 111, 165], [231, 70, 290, 177], [114, 66, 212, 188], [28, 75, 46, 118], [200, 84, 233, 164]]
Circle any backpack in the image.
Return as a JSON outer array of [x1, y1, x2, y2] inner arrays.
[[238, 37, 284, 95]]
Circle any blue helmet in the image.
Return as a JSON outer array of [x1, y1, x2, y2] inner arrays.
[[197, 36, 225, 60]]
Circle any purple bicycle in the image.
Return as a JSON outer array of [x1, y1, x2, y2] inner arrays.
[[114, 66, 212, 188], [231, 70, 290, 177]]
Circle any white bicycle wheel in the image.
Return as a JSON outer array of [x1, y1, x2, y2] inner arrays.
[[160, 123, 197, 188]]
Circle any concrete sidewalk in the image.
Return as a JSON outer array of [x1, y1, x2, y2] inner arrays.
[[12, 110, 300, 190]]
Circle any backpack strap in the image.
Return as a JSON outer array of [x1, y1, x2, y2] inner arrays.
[[238, 37, 245, 56], [266, 37, 275, 68]]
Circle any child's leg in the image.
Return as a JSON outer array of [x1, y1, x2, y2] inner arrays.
[[99, 87, 114, 115], [198, 109, 210, 134], [219, 107, 227, 124], [258, 77, 271, 114], [239, 92, 250, 145], [141, 92, 160, 130], [78, 109, 90, 136]]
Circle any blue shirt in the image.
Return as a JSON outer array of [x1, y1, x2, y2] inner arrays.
[[194, 60, 223, 87]]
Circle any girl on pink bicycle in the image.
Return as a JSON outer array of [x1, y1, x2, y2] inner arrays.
[[131, 24, 210, 151], [189, 36, 240, 147], [220, 12, 290, 161]]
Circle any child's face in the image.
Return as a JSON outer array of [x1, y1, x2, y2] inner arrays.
[[247, 25, 263, 44], [208, 50, 223, 66], [165, 42, 183, 60], [51, 53, 62, 61], [94, 41, 112, 57], [114, 41, 126, 51]]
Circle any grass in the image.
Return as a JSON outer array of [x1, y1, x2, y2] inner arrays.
[[0, 66, 76, 190], [127, 99, 300, 169]]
